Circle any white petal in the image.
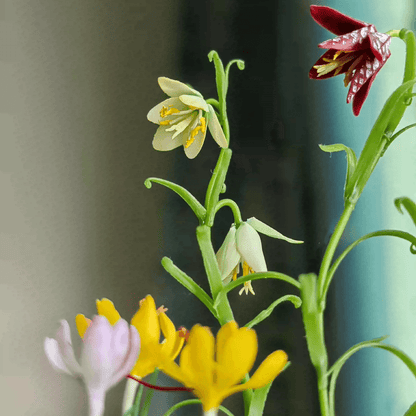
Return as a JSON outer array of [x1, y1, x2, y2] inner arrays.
[[236, 223, 267, 272], [216, 226, 240, 280], [110, 325, 141, 387], [81, 316, 114, 392], [208, 105, 228, 148], [152, 123, 189, 151], [56, 320, 82, 376], [247, 217, 304, 244], [183, 125, 207, 159], [122, 377, 140, 415], [109, 319, 130, 375], [44, 337, 73, 375], [158, 77, 203, 98], [179, 95, 209, 112], [147, 97, 187, 124]]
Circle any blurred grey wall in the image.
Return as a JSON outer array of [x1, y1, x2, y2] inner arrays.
[[1, 1, 183, 414]]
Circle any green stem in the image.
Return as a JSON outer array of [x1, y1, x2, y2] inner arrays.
[[317, 201, 355, 304], [300, 274, 329, 416], [196, 225, 234, 324], [215, 198, 243, 226]]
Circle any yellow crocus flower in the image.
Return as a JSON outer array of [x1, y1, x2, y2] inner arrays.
[[162, 320, 288, 414]]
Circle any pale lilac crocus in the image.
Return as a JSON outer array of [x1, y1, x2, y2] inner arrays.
[[44, 316, 140, 416]]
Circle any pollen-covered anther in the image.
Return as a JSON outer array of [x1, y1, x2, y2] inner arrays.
[[178, 327, 190, 342], [157, 306, 168, 315], [160, 105, 180, 118], [185, 116, 206, 148], [313, 51, 355, 77]]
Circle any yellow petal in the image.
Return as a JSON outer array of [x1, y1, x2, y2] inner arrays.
[[75, 314, 91, 339], [184, 325, 215, 386], [240, 350, 288, 390], [159, 312, 178, 359], [215, 321, 238, 361], [95, 298, 121, 326], [216, 325, 257, 390], [131, 295, 160, 346]]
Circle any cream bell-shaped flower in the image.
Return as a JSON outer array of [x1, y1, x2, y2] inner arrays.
[[216, 217, 303, 295], [162, 321, 288, 414], [147, 77, 228, 159], [44, 316, 140, 416]]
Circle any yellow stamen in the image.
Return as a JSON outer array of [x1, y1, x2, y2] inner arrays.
[[185, 116, 206, 148], [159, 120, 171, 126], [157, 306, 168, 315], [232, 268, 238, 281], [160, 105, 180, 118], [313, 51, 355, 77]]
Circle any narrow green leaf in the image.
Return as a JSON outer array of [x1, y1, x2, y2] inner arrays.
[[319, 143, 357, 200], [245, 295, 301, 329], [387, 123, 416, 148], [247, 217, 304, 244], [404, 401, 416, 416], [328, 338, 416, 415], [208, 50, 227, 101], [323, 229, 416, 298], [161, 257, 217, 318], [144, 177, 206, 221], [395, 197, 416, 228]]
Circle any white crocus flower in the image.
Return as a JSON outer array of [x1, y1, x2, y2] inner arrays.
[[216, 217, 303, 295], [147, 77, 228, 159], [44, 316, 140, 416]]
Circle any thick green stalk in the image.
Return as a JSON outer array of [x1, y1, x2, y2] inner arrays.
[[300, 274, 329, 416]]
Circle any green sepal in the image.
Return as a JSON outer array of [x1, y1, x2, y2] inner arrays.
[[319, 143, 357, 201], [404, 401, 416, 416], [247, 217, 304, 244], [244, 295, 301, 329], [144, 177, 206, 221], [328, 337, 416, 415], [161, 257, 218, 318], [247, 362, 291, 416], [395, 197, 416, 228]]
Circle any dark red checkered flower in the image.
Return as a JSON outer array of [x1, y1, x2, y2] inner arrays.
[[309, 5, 391, 116]]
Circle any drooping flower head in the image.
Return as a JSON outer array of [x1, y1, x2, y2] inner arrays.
[[309, 5, 391, 116], [147, 77, 228, 158], [216, 218, 303, 295], [162, 321, 288, 413], [44, 316, 140, 416]]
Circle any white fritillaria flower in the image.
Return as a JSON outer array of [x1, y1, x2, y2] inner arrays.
[[44, 316, 140, 416], [147, 77, 228, 159], [216, 217, 303, 295]]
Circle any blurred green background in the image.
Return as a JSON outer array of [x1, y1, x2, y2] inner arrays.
[[1, 0, 415, 415]]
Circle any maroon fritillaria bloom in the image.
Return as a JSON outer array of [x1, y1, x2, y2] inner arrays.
[[309, 5, 391, 116]]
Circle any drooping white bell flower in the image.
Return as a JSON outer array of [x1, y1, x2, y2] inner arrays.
[[44, 316, 140, 416], [147, 77, 228, 159], [216, 217, 303, 295]]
